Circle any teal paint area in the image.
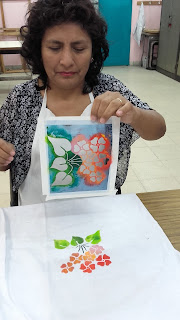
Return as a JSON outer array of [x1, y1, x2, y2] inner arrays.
[[99, 0, 132, 66]]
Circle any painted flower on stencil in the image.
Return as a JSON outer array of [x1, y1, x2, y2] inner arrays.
[[71, 133, 111, 185], [47, 136, 82, 187], [46, 129, 112, 188], [55, 230, 112, 275]]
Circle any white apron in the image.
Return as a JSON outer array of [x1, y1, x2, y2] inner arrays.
[[18, 91, 94, 206]]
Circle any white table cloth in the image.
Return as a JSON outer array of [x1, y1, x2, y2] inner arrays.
[[0, 194, 180, 320]]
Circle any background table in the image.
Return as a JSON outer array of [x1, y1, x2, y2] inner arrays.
[[141, 30, 159, 69], [0, 40, 30, 75], [137, 189, 180, 251]]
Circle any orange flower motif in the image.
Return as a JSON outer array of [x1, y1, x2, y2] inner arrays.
[[80, 261, 96, 273], [96, 254, 112, 267], [69, 253, 83, 264], [71, 133, 112, 186], [60, 262, 74, 274], [82, 251, 96, 261]]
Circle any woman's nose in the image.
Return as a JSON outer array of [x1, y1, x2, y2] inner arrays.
[[59, 48, 74, 67]]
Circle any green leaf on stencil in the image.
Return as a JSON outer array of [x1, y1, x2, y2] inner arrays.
[[68, 152, 82, 168], [71, 236, 84, 246], [54, 240, 70, 249], [85, 230, 101, 244]]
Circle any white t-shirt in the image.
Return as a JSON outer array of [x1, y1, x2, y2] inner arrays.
[[18, 92, 94, 206]]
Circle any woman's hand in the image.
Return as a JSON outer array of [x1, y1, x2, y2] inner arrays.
[[91, 91, 136, 124], [0, 138, 15, 171], [91, 91, 166, 140]]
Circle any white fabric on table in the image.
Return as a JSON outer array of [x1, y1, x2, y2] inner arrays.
[[0, 194, 180, 320]]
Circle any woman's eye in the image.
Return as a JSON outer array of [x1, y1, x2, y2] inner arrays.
[[49, 47, 60, 51], [74, 48, 85, 52]]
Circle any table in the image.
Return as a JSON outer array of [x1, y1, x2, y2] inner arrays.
[[0, 28, 20, 37], [141, 30, 159, 69], [0, 40, 29, 74], [137, 189, 180, 251]]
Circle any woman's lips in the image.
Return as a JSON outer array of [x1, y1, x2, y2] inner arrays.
[[58, 72, 76, 77]]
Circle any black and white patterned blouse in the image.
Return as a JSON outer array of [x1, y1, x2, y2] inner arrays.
[[0, 73, 151, 195]]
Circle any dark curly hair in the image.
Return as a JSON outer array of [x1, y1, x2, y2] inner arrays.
[[20, 0, 109, 93]]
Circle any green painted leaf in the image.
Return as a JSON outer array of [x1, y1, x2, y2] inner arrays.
[[54, 240, 70, 249], [68, 152, 82, 168], [85, 230, 101, 244], [71, 236, 84, 246]]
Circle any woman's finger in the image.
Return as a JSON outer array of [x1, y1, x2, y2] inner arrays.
[[0, 138, 15, 156], [98, 98, 124, 123], [91, 92, 126, 122], [115, 102, 137, 125], [0, 139, 15, 166], [91, 92, 108, 121], [0, 150, 14, 164], [116, 102, 133, 117]]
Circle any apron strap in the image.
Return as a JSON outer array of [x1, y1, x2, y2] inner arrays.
[[89, 92, 94, 103]]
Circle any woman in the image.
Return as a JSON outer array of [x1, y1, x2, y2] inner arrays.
[[0, 0, 166, 206]]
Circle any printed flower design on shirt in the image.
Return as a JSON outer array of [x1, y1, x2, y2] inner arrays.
[[96, 254, 112, 266], [61, 262, 74, 274], [69, 253, 83, 264], [54, 230, 112, 274], [80, 261, 96, 273], [89, 244, 105, 255]]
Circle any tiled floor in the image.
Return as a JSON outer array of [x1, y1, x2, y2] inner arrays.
[[0, 66, 180, 207]]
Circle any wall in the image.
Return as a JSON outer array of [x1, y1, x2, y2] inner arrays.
[[130, 0, 162, 65], [0, 0, 34, 67], [1, 0, 162, 68]]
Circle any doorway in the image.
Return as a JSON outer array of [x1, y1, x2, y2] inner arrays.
[[99, 0, 132, 66]]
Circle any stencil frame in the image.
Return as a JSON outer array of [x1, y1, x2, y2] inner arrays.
[[39, 116, 120, 200]]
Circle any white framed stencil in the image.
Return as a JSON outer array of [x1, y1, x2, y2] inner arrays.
[[39, 116, 120, 200]]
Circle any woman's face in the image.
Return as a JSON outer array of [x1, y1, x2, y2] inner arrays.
[[41, 23, 92, 91]]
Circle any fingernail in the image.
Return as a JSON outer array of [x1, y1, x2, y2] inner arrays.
[[10, 151, 15, 156], [99, 118, 105, 124], [117, 110, 122, 116], [91, 116, 97, 122]]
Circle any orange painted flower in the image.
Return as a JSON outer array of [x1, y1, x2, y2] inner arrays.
[[82, 251, 96, 261], [96, 254, 112, 267], [60, 262, 74, 274], [69, 253, 83, 264], [80, 261, 96, 273], [71, 133, 111, 186]]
